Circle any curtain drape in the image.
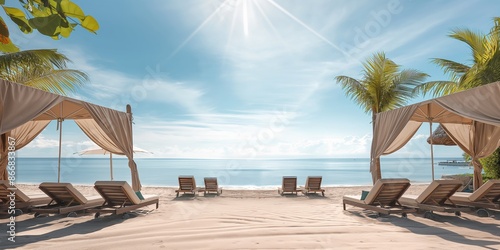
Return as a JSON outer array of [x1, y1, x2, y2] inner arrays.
[[370, 104, 421, 183], [0, 121, 50, 179], [442, 122, 500, 189], [80, 103, 141, 191]]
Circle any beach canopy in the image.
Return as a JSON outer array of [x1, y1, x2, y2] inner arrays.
[[0, 79, 142, 191], [371, 81, 500, 190]]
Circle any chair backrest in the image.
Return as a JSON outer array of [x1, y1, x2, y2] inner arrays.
[[0, 180, 31, 202], [469, 179, 500, 202], [282, 176, 297, 192], [204, 177, 218, 190], [178, 175, 196, 191], [305, 176, 322, 190], [364, 178, 410, 206], [94, 181, 141, 206], [39, 182, 88, 205], [415, 179, 462, 205]]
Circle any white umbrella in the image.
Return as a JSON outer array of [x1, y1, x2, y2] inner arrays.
[[76, 147, 151, 180]]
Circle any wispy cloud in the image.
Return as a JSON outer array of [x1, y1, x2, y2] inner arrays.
[[61, 48, 212, 115]]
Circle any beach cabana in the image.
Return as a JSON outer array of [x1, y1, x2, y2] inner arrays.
[[0, 79, 142, 191], [371, 81, 500, 190]]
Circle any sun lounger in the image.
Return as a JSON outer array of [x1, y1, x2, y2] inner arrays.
[[31, 182, 104, 217], [88, 181, 159, 219], [175, 175, 197, 197], [343, 178, 415, 217], [278, 176, 301, 195], [201, 177, 222, 195], [301, 176, 325, 196], [398, 179, 471, 219], [449, 179, 500, 217], [0, 181, 51, 215]]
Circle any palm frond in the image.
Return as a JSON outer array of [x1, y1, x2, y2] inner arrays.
[[449, 29, 486, 63], [491, 17, 500, 36], [0, 49, 70, 75], [431, 58, 470, 83], [412, 81, 461, 97], [0, 49, 87, 96], [335, 75, 372, 114], [21, 69, 88, 95], [392, 69, 429, 98]]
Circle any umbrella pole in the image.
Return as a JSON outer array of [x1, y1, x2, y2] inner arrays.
[[57, 118, 63, 183], [429, 121, 435, 181], [110, 153, 113, 181]]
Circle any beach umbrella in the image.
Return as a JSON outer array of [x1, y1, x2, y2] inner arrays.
[[77, 147, 151, 180], [426, 124, 458, 181], [427, 124, 457, 146]]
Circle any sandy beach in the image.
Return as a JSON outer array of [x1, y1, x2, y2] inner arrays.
[[2, 184, 500, 249]]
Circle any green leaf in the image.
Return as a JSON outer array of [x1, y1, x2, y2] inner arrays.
[[60, 0, 85, 20], [0, 16, 20, 52], [0, 0, 5, 4], [81, 15, 99, 33], [2, 6, 33, 34], [2, 6, 25, 17], [30, 6, 50, 17], [59, 25, 72, 37], [0, 43, 20, 53], [28, 14, 62, 36]]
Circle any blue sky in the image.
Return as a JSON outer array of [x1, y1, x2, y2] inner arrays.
[[5, 0, 500, 159]]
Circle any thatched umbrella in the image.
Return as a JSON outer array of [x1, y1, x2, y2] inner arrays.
[[427, 124, 456, 146]]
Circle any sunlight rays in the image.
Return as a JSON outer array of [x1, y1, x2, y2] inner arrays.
[[166, 0, 234, 61], [265, 0, 352, 59], [243, 0, 249, 37]]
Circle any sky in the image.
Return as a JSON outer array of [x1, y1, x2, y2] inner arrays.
[[4, 0, 500, 159]]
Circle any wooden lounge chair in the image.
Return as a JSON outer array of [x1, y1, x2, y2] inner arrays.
[[88, 181, 159, 219], [0, 181, 51, 215], [449, 179, 500, 217], [278, 176, 301, 195], [175, 175, 197, 197], [398, 179, 471, 219], [202, 177, 222, 195], [31, 182, 104, 217], [343, 178, 415, 217], [301, 176, 325, 196]]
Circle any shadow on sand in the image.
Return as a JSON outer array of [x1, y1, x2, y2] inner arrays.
[[389, 213, 500, 249], [2, 211, 136, 248]]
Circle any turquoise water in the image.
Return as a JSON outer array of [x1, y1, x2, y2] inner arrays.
[[11, 157, 473, 188]]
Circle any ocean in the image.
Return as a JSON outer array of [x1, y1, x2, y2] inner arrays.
[[12, 157, 474, 189]]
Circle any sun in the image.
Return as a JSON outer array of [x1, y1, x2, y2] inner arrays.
[[167, 0, 346, 59], [212, 0, 253, 37]]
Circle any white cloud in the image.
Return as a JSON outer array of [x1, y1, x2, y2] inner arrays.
[[24, 136, 59, 149]]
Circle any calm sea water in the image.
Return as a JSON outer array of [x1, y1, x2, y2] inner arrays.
[[12, 157, 473, 189]]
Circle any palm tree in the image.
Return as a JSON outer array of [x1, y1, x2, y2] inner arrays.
[[0, 49, 88, 95], [413, 17, 500, 96], [335, 52, 428, 182]]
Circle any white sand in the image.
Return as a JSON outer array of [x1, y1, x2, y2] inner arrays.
[[2, 184, 500, 249]]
